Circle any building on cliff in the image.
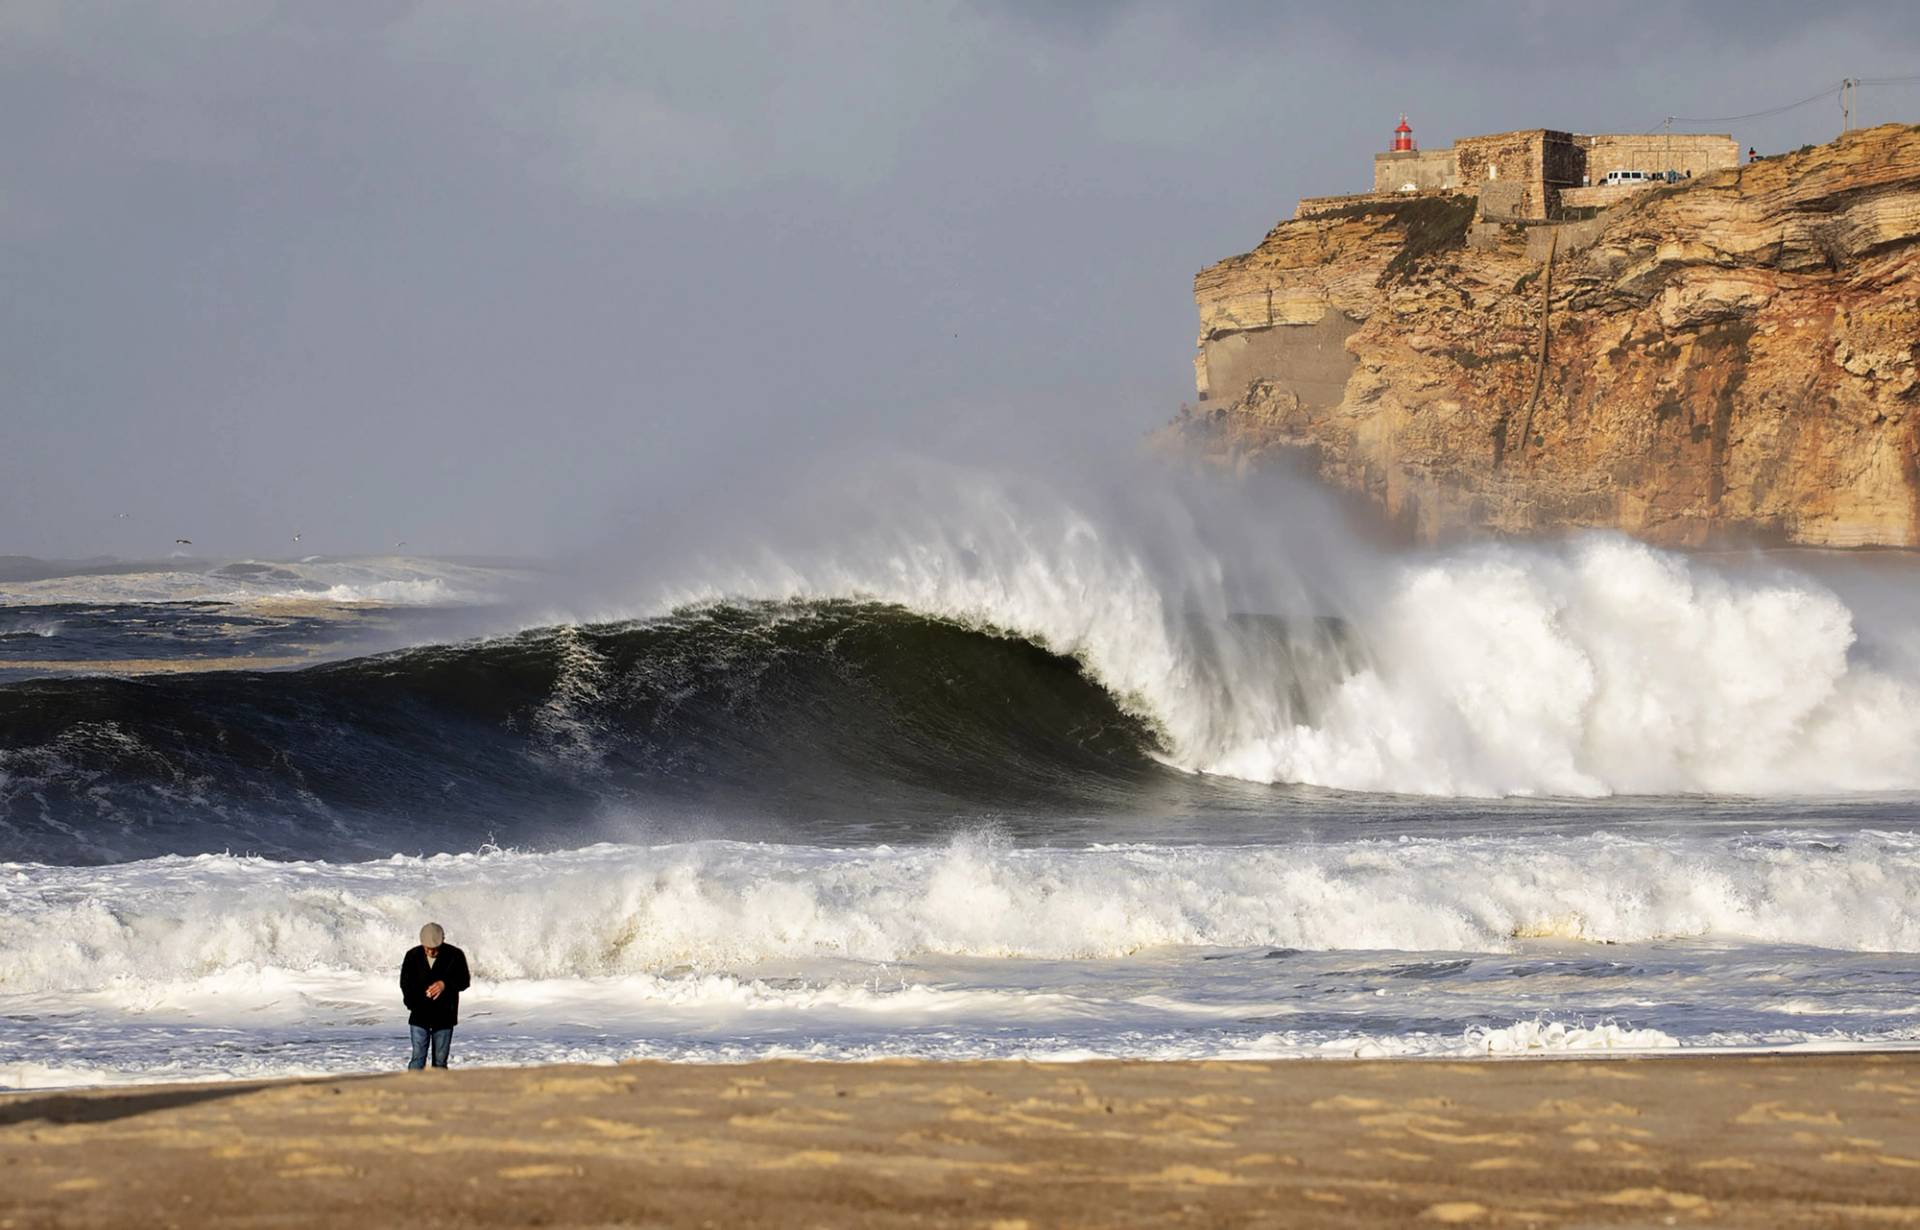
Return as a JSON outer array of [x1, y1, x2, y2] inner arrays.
[[1297, 117, 1739, 222], [1179, 124, 1920, 549]]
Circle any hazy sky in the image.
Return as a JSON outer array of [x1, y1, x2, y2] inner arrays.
[[5, 1, 1917, 558]]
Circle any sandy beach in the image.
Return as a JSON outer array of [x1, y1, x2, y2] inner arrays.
[[3, 1055, 1917, 1227]]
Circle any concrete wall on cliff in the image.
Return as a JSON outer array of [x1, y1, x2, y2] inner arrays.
[[1177, 124, 1920, 549], [1374, 148, 1458, 194], [1580, 133, 1739, 184]]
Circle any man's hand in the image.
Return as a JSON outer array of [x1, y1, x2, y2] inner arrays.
[[426, 980, 446, 1000]]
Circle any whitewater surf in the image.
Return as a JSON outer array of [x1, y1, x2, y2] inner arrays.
[[3, 514, 1919, 1088]]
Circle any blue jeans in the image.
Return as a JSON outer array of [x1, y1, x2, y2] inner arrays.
[[408, 1025, 453, 1069]]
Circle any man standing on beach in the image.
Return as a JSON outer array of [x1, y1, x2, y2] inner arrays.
[[400, 922, 471, 1070]]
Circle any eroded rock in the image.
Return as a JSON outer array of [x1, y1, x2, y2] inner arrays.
[[1173, 124, 1920, 548]]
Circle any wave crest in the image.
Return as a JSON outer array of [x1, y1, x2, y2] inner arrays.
[[651, 503, 1920, 797]]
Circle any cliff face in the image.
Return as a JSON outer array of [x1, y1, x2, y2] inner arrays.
[[1177, 124, 1920, 547]]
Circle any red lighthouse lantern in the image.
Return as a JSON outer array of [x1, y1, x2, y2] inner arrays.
[[1392, 115, 1414, 152]]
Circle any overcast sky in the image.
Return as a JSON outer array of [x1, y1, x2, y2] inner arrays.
[[5, 1, 1917, 559]]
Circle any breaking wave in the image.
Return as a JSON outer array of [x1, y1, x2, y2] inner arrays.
[[0, 601, 1172, 863], [7, 830, 1919, 995], [639, 503, 1920, 799], [5, 525, 1920, 863]]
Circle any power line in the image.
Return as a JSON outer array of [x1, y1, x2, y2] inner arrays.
[[1623, 70, 1919, 139], [1661, 80, 1844, 127], [1635, 71, 1918, 137]]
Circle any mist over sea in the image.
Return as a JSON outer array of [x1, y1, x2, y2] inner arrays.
[[3, 465, 1918, 1088]]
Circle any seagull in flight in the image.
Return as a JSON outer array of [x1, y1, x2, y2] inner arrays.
[[174, 538, 193, 545], [293, 533, 302, 543], [394, 540, 407, 550]]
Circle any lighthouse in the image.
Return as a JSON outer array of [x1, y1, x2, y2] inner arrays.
[[1392, 115, 1414, 152]]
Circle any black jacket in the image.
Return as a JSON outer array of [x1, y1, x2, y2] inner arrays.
[[400, 943, 471, 1029]]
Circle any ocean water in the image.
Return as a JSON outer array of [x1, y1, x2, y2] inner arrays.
[[3, 517, 1919, 1089]]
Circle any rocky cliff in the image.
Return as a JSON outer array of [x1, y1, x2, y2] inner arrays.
[[1173, 123, 1920, 547]]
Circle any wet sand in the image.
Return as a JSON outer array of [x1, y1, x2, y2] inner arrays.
[[3, 1055, 1918, 1227]]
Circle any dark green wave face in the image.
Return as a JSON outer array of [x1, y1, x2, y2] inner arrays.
[[0, 602, 1197, 865]]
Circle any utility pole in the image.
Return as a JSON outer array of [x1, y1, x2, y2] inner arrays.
[[1664, 115, 1672, 180], [1842, 78, 1856, 133]]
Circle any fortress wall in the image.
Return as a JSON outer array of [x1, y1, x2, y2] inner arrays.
[[1329, 127, 1746, 239], [1525, 214, 1610, 260], [1297, 191, 1395, 217], [1373, 148, 1457, 194], [1363, 132, 1740, 221], [1580, 133, 1738, 182], [1542, 130, 1584, 212], [1453, 131, 1553, 218], [1299, 188, 1463, 217], [1560, 183, 1644, 210], [1476, 181, 1526, 221]]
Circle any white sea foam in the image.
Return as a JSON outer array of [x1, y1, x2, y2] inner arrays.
[[313, 578, 463, 605], [7, 830, 1919, 1088], [5, 831, 1917, 996], [1465, 1019, 1679, 1054], [619, 474, 1920, 797], [10, 1012, 1916, 1090]]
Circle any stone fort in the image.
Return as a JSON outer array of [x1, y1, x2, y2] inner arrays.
[[1299, 118, 1740, 221]]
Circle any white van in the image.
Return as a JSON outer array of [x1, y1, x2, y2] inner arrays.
[[1602, 170, 1651, 187]]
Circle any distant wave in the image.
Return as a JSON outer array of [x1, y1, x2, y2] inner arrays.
[[0, 555, 517, 607]]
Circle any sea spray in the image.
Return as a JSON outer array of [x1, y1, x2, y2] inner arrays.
[[628, 467, 1920, 797]]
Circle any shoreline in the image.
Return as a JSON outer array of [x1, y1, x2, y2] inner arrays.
[[4, 1054, 1916, 1227], [8, 1039, 1920, 1096]]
